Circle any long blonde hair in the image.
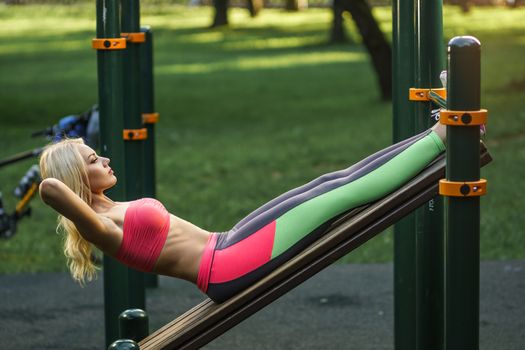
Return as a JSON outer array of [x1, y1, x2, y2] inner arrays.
[[39, 138, 99, 284]]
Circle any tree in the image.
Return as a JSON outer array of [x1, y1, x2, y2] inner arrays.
[[331, 0, 392, 100], [211, 0, 229, 27], [247, 0, 264, 17], [447, 0, 471, 13], [211, 0, 263, 27], [285, 0, 308, 11]]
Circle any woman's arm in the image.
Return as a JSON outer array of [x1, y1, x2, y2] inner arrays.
[[39, 178, 113, 245]]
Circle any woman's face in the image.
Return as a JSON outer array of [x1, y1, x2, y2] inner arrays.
[[77, 144, 117, 194]]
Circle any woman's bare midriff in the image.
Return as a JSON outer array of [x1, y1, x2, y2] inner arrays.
[[151, 215, 211, 284]]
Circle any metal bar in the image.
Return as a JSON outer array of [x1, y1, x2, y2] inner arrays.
[[413, 1, 445, 349], [444, 36, 482, 350], [140, 27, 156, 201], [95, 0, 133, 346], [0, 148, 42, 168], [121, 0, 146, 309], [139, 26, 160, 288], [392, 1, 417, 348], [393, 1, 447, 347]]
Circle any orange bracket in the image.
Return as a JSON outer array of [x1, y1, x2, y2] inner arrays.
[[439, 109, 488, 126], [142, 113, 160, 124], [439, 179, 487, 197], [121, 32, 146, 43], [92, 38, 127, 50], [409, 88, 447, 101], [123, 128, 148, 141]]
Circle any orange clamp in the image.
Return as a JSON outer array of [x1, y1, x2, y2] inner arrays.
[[121, 32, 146, 43], [439, 179, 487, 197], [123, 128, 148, 141], [92, 38, 127, 50], [409, 88, 447, 101], [142, 113, 160, 124], [439, 109, 488, 126]]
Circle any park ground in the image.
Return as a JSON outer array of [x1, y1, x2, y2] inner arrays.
[[1, 262, 524, 349]]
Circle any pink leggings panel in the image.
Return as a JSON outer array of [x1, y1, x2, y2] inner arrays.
[[197, 233, 218, 292]]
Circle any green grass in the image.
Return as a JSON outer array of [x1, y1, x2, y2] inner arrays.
[[0, 4, 524, 274]]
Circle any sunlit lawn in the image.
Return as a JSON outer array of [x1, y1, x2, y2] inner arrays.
[[0, 3, 524, 273]]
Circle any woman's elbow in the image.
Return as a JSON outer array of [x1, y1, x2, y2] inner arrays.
[[39, 178, 60, 204]]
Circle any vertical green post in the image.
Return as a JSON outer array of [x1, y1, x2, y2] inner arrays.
[[95, 0, 137, 346], [392, 1, 417, 349], [444, 36, 482, 350], [393, 1, 445, 348], [413, 1, 445, 349], [140, 26, 159, 288], [140, 26, 156, 202], [121, 0, 146, 309]]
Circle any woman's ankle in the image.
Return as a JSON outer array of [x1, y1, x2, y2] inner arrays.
[[431, 122, 447, 143]]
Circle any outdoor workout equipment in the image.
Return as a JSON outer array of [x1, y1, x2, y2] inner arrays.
[[98, 1, 488, 349], [0, 105, 99, 169], [0, 106, 99, 238], [0, 165, 40, 239], [94, 0, 160, 345], [441, 36, 487, 349], [393, 0, 489, 346], [112, 37, 489, 349], [393, 1, 443, 348]]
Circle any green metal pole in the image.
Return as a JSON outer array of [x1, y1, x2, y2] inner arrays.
[[393, 1, 446, 348], [121, 0, 146, 309], [95, 0, 137, 347], [444, 36, 482, 350], [392, 1, 417, 349], [413, 1, 445, 349], [140, 26, 159, 288]]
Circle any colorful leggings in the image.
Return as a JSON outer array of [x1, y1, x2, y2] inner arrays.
[[197, 130, 445, 303]]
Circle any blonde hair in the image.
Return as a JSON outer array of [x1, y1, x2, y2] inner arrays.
[[39, 138, 98, 285]]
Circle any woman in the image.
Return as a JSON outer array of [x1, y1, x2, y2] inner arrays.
[[39, 123, 447, 303]]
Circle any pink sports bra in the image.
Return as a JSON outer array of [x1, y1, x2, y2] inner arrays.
[[115, 198, 170, 272]]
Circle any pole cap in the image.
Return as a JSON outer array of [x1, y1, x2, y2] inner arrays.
[[448, 36, 481, 52], [119, 309, 149, 342], [108, 339, 140, 350]]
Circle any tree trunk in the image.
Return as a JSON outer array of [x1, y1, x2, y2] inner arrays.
[[247, 0, 264, 17], [459, 0, 471, 13], [449, 0, 471, 13], [339, 0, 392, 100], [330, 0, 348, 43], [211, 0, 229, 27], [285, 0, 308, 11], [212, 0, 264, 26]]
